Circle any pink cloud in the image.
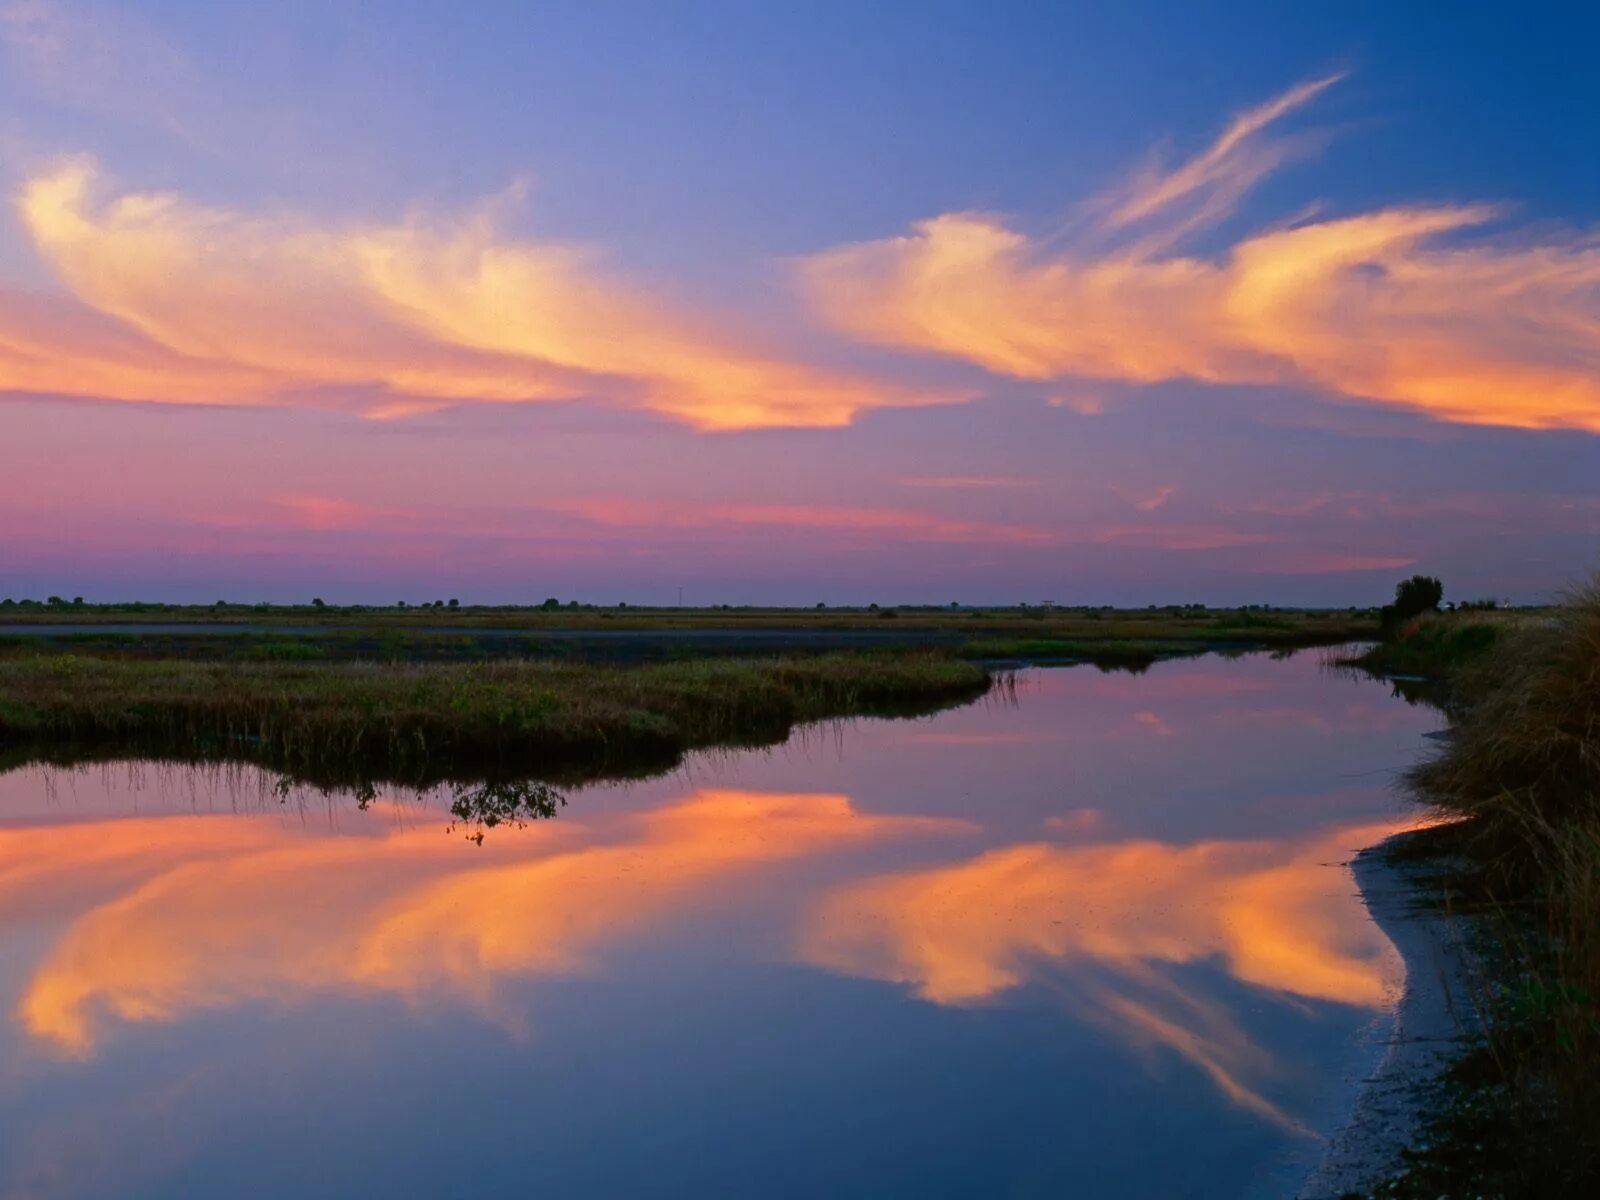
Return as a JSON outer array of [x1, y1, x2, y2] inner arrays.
[[274, 495, 387, 531], [1253, 554, 1417, 576], [552, 498, 1060, 546]]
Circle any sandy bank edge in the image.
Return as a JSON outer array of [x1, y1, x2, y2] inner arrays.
[[1297, 833, 1479, 1199]]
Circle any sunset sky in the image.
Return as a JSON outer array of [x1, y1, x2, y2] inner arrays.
[[2, 1, 1596, 605]]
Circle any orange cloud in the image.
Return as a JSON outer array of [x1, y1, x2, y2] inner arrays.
[[7, 158, 941, 430], [801, 818, 1405, 1007], [13, 789, 966, 1055], [799, 818, 1409, 1126], [799, 78, 1600, 434]]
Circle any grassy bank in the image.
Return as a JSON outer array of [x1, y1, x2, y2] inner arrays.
[[1359, 581, 1600, 1198], [0, 605, 1378, 677], [0, 651, 990, 789], [1338, 613, 1507, 677]]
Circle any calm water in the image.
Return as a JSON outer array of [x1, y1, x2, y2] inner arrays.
[[0, 653, 1437, 1199]]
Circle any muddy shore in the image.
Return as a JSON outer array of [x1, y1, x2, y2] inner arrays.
[[1299, 834, 1478, 1199]]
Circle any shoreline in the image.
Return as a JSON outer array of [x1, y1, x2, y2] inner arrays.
[[1299, 831, 1478, 1199]]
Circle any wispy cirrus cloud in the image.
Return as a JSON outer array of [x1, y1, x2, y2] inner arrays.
[[1098, 72, 1344, 247], [798, 76, 1600, 434], [4, 158, 947, 430]]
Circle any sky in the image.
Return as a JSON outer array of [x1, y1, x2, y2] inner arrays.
[[1, 0, 1597, 606]]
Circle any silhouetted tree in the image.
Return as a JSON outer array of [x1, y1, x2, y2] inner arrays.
[[1393, 575, 1444, 619], [311, 597, 326, 608]]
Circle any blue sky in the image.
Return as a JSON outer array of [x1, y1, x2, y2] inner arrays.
[[1, 1, 1597, 604]]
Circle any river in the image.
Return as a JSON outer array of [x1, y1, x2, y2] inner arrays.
[[0, 650, 1437, 1198]]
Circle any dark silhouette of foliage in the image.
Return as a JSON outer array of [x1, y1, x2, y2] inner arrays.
[[1395, 574, 1444, 617], [1381, 574, 1445, 631], [448, 780, 567, 844]]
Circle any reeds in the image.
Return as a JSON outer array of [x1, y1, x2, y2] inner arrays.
[[1371, 577, 1600, 1197], [0, 651, 990, 788]]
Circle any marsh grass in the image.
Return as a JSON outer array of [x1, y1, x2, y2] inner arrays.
[[1366, 579, 1600, 1197], [0, 651, 990, 789], [1342, 614, 1505, 678]]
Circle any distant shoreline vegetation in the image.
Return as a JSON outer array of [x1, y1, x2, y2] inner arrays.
[[0, 602, 1382, 795], [0, 596, 1382, 630]]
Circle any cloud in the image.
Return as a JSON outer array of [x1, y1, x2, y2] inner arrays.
[[553, 498, 1060, 546], [1098, 72, 1344, 248], [273, 495, 387, 531], [802, 818, 1405, 1008], [1252, 553, 1417, 575], [14, 788, 966, 1055], [799, 817, 1409, 1129], [799, 77, 1600, 435], [1133, 711, 1174, 736], [1130, 484, 1176, 512], [5, 158, 941, 430]]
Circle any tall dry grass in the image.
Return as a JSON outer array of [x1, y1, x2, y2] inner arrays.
[[1411, 577, 1600, 869], [1384, 577, 1600, 1196]]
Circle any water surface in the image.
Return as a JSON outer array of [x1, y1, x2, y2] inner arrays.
[[0, 652, 1436, 1199]]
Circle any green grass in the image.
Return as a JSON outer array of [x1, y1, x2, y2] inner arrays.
[[1338, 611, 1508, 677], [0, 651, 990, 789]]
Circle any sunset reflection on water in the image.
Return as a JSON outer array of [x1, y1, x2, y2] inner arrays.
[[0, 653, 1439, 1200]]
